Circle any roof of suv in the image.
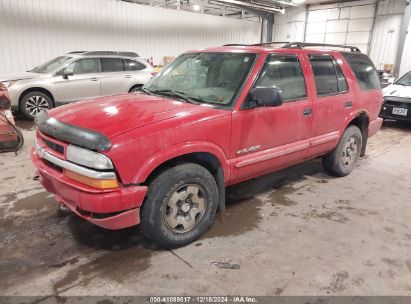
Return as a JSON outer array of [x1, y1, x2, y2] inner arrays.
[[66, 51, 140, 58], [190, 42, 362, 55]]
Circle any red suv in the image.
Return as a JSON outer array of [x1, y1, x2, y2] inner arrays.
[[32, 42, 383, 248]]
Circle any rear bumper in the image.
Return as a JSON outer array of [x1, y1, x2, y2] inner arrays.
[[31, 147, 148, 230], [368, 117, 383, 138]]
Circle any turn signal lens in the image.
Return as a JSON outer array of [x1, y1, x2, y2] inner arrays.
[[65, 170, 119, 189]]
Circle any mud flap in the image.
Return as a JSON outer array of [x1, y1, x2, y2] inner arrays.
[[216, 167, 225, 214], [360, 127, 368, 157]]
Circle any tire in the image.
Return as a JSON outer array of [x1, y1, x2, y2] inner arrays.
[[322, 125, 363, 177], [129, 85, 142, 93], [20, 91, 53, 120], [140, 163, 219, 249]]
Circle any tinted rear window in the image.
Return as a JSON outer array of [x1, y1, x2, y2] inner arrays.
[[342, 53, 380, 91], [310, 55, 348, 96]]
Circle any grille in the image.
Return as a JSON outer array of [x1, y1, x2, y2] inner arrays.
[[44, 159, 63, 172], [43, 138, 64, 154]]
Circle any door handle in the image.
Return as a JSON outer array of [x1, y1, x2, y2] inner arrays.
[[90, 77, 98, 81], [303, 108, 312, 117], [345, 101, 353, 109], [124, 75, 132, 78]]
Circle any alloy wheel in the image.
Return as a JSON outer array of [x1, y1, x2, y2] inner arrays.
[[164, 184, 207, 233], [341, 137, 358, 167], [25, 95, 49, 117]]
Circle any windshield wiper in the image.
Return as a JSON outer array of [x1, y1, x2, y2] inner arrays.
[[151, 89, 200, 104]]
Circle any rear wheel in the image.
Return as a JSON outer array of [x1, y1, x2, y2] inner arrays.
[[140, 163, 218, 249], [322, 125, 363, 177], [20, 91, 53, 120]]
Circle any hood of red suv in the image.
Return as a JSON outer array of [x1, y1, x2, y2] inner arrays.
[[47, 93, 224, 138]]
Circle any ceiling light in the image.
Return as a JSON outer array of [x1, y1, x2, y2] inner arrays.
[[192, 4, 201, 11], [292, 0, 306, 4]]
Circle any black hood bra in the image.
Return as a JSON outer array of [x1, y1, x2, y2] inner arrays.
[[35, 111, 112, 152]]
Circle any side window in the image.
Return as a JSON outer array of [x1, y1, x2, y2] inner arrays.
[[342, 53, 380, 91], [101, 58, 124, 72], [255, 54, 307, 102], [334, 61, 348, 92], [65, 58, 100, 75], [123, 59, 146, 71], [310, 55, 348, 96]]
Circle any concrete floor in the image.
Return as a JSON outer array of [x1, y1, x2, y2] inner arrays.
[[1, 119, 411, 297]]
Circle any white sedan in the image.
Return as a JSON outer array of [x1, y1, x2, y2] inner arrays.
[[380, 71, 411, 121]]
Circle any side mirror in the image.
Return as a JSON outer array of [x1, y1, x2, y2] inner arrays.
[[248, 86, 283, 108], [62, 69, 73, 79]]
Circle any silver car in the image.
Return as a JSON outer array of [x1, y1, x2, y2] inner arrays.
[[0, 51, 154, 119]]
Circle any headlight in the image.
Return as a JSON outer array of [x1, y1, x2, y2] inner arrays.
[[67, 145, 114, 170], [2, 81, 16, 88]]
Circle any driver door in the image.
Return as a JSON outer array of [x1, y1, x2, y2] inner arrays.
[[230, 53, 313, 183], [53, 58, 101, 103]]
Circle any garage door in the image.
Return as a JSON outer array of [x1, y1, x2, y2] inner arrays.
[[306, 2, 375, 54]]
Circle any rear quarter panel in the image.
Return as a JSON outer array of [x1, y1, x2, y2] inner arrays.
[[338, 52, 383, 130]]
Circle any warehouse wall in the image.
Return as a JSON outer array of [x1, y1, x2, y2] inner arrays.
[[272, 0, 407, 72], [305, 0, 376, 54], [369, 0, 405, 71], [272, 7, 306, 42], [0, 0, 260, 74], [399, 20, 411, 77]]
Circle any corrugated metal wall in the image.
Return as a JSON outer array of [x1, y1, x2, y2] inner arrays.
[[369, 0, 405, 71], [400, 20, 411, 77], [0, 0, 261, 74]]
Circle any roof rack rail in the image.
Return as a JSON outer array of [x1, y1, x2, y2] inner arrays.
[[223, 42, 289, 47], [252, 42, 290, 46], [83, 51, 140, 57], [223, 44, 251, 46], [283, 42, 361, 52], [68, 51, 87, 54]]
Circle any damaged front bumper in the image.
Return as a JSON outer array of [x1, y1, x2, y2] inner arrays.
[[31, 147, 148, 230]]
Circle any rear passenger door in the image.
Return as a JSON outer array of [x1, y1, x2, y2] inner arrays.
[[100, 57, 130, 96], [308, 54, 355, 155]]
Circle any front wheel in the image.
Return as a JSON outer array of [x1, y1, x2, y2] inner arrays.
[[129, 85, 143, 93], [20, 91, 53, 120], [322, 125, 363, 177], [140, 163, 218, 249]]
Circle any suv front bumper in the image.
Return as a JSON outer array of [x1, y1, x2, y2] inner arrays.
[[31, 147, 148, 230]]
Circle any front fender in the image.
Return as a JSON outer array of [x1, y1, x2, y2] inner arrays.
[[132, 141, 230, 184]]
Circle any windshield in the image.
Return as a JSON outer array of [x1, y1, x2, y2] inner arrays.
[[30, 56, 73, 74], [144, 52, 256, 106], [396, 72, 411, 86]]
